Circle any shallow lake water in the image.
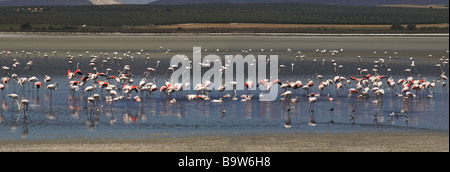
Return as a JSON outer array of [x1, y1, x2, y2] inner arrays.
[[0, 35, 448, 140]]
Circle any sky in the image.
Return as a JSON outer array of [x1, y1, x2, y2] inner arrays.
[[120, 0, 158, 4]]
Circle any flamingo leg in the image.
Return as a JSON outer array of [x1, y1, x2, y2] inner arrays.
[[10, 99, 14, 112]]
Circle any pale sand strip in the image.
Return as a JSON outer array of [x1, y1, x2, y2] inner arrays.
[[0, 132, 448, 152], [156, 23, 449, 29]]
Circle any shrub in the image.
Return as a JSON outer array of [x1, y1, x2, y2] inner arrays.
[[390, 23, 404, 30], [406, 23, 417, 31], [20, 23, 32, 30]]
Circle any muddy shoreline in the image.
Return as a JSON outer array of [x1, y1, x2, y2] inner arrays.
[[1, 132, 448, 152]]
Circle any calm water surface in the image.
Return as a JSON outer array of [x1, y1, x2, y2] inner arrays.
[[0, 36, 448, 140]]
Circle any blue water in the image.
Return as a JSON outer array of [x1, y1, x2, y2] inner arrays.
[[0, 52, 449, 140]]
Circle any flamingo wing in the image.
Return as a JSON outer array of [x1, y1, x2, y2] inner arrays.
[[350, 76, 359, 81], [75, 69, 83, 76]]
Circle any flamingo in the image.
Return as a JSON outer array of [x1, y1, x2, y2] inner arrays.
[[350, 76, 367, 84], [0, 84, 4, 95], [124, 85, 139, 94], [43, 75, 51, 84], [98, 80, 110, 93], [21, 99, 29, 115], [46, 82, 58, 97], [440, 72, 448, 81], [1, 77, 9, 84], [336, 82, 343, 95], [186, 94, 199, 100], [442, 80, 447, 93], [327, 94, 334, 101], [107, 76, 121, 83], [134, 95, 142, 102], [93, 94, 104, 108], [67, 69, 83, 79], [405, 92, 416, 99], [211, 98, 223, 103], [2, 66, 10, 76], [308, 93, 318, 112], [280, 82, 290, 91], [217, 85, 226, 97], [139, 78, 147, 88], [374, 89, 385, 104], [280, 91, 293, 111], [87, 97, 96, 108], [34, 82, 43, 93], [316, 73, 323, 83], [307, 80, 314, 88], [427, 91, 435, 98], [7, 94, 20, 111], [308, 93, 318, 126], [159, 85, 168, 93], [244, 79, 255, 95], [17, 77, 28, 91], [348, 88, 359, 99], [301, 80, 314, 95], [387, 77, 396, 90], [302, 85, 310, 95], [279, 65, 286, 73], [318, 84, 325, 93], [149, 84, 158, 95], [69, 80, 80, 87], [84, 85, 96, 96], [79, 76, 89, 86], [69, 85, 80, 96]]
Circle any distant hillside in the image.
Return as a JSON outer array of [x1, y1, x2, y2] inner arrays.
[[0, 0, 124, 7], [1, 3, 447, 26], [2, 0, 446, 7], [1, 3, 448, 33], [149, 0, 449, 6], [89, 0, 124, 5], [0, 0, 92, 6]]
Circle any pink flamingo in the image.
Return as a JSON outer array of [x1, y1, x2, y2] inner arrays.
[[308, 93, 318, 112], [46, 82, 58, 97], [348, 88, 359, 99], [67, 69, 82, 80]]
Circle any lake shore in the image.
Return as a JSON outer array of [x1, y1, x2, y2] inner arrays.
[[1, 132, 448, 152], [1, 31, 449, 37]]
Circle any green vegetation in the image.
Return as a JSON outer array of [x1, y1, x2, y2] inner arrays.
[[0, 3, 448, 33], [390, 23, 404, 30], [407, 23, 417, 31], [19, 22, 32, 30]]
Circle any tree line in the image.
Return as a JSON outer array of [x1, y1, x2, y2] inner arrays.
[[0, 3, 448, 27]]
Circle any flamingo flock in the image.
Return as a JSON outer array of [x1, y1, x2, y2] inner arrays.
[[0, 48, 449, 128]]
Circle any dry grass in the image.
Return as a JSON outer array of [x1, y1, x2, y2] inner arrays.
[[416, 24, 450, 28], [157, 23, 388, 29], [154, 23, 449, 30], [379, 4, 449, 9]]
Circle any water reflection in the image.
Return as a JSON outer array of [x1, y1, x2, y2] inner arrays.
[[46, 95, 57, 120], [0, 74, 448, 139], [283, 110, 292, 128], [0, 106, 29, 138], [22, 113, 29, 139], [308, 110, 317, 127]]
